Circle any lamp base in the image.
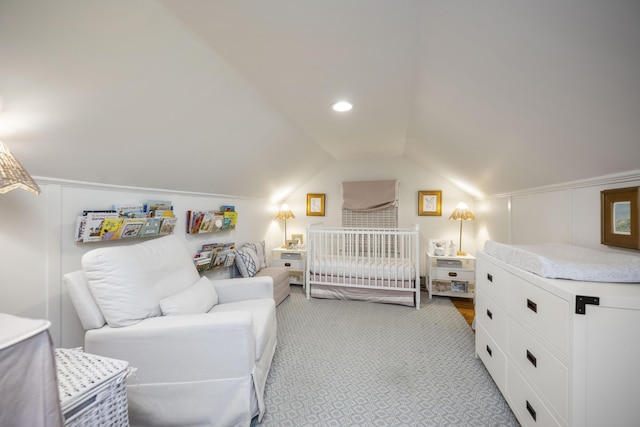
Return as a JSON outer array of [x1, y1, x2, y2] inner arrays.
[[456, 250, 467, 256]]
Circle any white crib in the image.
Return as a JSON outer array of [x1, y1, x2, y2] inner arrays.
[[306, 224, 420, 308]]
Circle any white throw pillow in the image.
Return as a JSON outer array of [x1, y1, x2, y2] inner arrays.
[[160, 276, 218, 316], [82, 235, 200, 327]]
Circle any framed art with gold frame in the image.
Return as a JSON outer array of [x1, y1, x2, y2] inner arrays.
[[601, 186, 640, 249], [418, 190, 442, 216], [291, 233, 304, 246], [307, 193, 325, 216]]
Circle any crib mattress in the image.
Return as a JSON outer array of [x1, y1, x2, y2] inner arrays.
[[309, 255, 415, 280], [484, 241, 640, 283]]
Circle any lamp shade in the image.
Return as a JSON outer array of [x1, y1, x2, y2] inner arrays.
[[0, 141, 40, 195], [448, 202, 475, 221], [449, 202, 475, 256], [274, 205, 295, 220]]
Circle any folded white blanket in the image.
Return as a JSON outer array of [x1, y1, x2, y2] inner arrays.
[[484, 241, 640, 283]]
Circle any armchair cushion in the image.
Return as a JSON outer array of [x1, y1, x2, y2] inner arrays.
[[160, 276, 218, 316], [82, 235, 200, 327]]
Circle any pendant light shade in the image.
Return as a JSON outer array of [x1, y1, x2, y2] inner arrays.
[[0, 141, 40, 195]]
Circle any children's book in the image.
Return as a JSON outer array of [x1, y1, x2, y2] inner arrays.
[[140, 217, 162, 237], [198, 211, 217, 233], [119, 218, 146, 239], [100, 217, 124, 240], [113, 204, 145, 218], [158, 217, 177, 235], [223, 211, 238, 230], [83, 212, 119, 242]]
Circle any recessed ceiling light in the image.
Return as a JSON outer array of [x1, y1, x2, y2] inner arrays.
[[331, 101, 353, 112]]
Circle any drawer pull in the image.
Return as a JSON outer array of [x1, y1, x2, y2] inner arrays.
[[448, 272, 458, 277], [526, 400, 537, 421], [486, 345, 492, 357], [487, 273, 493, 282], [527, 299, 538, 313], [284, 262, 291, 267], [526, 350, 537, 367], [486, 309, 493, 320]]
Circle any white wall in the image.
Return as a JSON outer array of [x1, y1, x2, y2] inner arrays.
[[281, 157, 478, 277], [475, 170, 640, 255], [0, 178, 283, 348]]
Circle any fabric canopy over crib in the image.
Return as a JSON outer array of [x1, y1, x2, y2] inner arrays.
[[484, 240, 640, 283], [306, 224, 420, 308]]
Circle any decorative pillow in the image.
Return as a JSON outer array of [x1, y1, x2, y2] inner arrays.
[[235, 247, 260, 277], [160, 276, 218, 316], [243, 241, 267, 269]]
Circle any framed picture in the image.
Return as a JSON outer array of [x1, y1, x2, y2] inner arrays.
[[307, 193, 325, 216], [285, 239, 297, 249], [291, 233, 304, 246], [418, 190, 442, 216], [601, 187, 640, 249]]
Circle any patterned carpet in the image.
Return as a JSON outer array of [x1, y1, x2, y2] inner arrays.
[[252, 286, 519, 426]]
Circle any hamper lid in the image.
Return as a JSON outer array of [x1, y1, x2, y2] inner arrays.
[[55, 348, 129, 408]]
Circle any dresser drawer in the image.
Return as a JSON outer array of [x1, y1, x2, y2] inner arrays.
[[430, 268, 475, 281], [476, 259, 508, 304], [475, 290, 507, 348], [507, 274, 569, 355], [272, 258, 304, 271], [506, 361, 563, 427], [476, 323, 506, 394], [508, 320, 568, 423]]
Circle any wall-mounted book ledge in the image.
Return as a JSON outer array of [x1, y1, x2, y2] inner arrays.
[[186, 206, 237, 234], [75, 200, 177, 243], [194, 242, 236, 273]]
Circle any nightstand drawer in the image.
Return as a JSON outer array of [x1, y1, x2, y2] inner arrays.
[[431, 268, 475, 281], [272, 258, 304, 270]]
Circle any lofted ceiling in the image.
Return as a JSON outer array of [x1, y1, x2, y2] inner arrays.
[[1, 0, 639, 199]]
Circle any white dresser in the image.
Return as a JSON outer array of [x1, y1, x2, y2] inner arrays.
[[476, 252, 640, 427]]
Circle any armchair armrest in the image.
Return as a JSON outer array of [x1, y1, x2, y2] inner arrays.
[[213, 276, 274, 304], [84, 312, 255, 384]]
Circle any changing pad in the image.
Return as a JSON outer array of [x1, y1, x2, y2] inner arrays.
[[484, 241, 640, 283]]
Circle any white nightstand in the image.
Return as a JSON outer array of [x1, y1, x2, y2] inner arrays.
[[427, 253, 475, 299], [271, 248, 307, 286]]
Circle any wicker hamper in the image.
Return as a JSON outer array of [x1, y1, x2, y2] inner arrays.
[[55, 349, 131, 427]]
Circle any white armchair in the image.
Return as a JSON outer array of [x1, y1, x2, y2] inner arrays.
[[64, 235, 277, 427]]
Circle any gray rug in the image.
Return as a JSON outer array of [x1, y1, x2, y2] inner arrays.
[[253, 287, 519, 426]]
